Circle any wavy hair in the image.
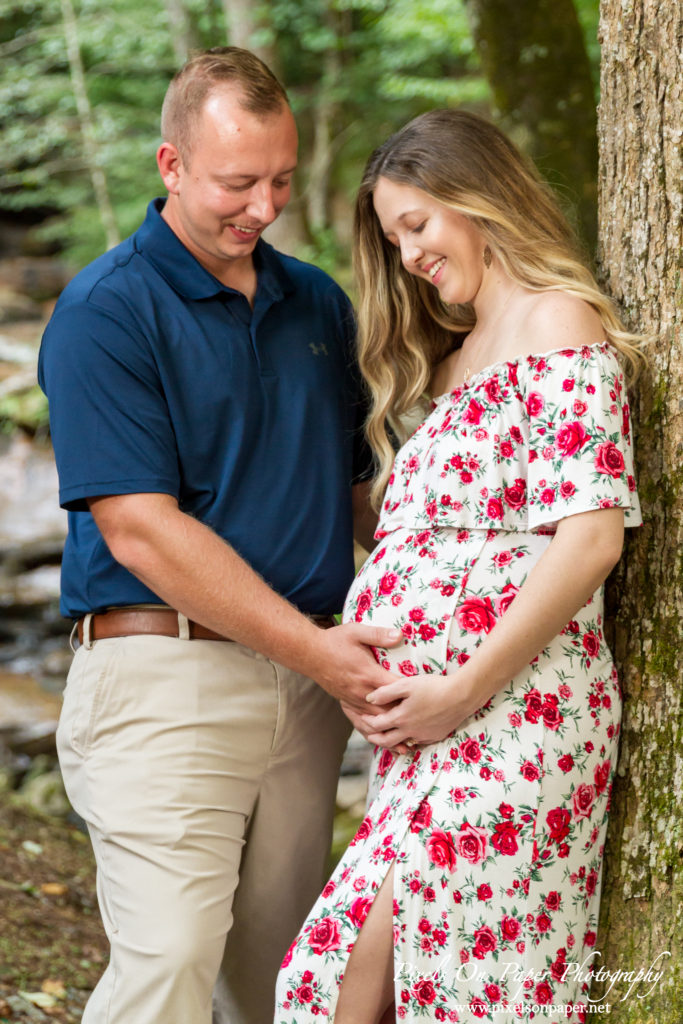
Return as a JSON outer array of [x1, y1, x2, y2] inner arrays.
[[353, 109, 644, 509]]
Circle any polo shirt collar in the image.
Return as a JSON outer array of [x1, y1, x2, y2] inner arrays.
[[136, 198, 295, 303]]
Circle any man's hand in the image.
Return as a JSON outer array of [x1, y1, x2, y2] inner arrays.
[[308, 622, 403, 715]]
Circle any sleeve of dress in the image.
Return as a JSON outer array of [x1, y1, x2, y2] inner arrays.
[[524, 343, 642, 531]]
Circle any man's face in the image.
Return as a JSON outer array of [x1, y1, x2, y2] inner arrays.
[[159, 87, 298, 277]]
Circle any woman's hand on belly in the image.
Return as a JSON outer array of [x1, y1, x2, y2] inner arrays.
[[359, 669, 480, 748]]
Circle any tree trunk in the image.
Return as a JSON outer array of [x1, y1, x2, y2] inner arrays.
[[163, 0, 197, 66], [304, 7, 342, 236], [596, 0, 682, 1018], [464, 0, 598, 252], [59, 0, 120, 251]]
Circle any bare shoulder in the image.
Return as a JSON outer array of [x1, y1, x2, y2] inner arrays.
[[517, 290, 605, 355]]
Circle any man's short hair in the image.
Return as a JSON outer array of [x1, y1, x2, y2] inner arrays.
[[161, 46, 290, 163]]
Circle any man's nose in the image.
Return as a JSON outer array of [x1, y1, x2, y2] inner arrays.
[[247, 183, 277, 225]]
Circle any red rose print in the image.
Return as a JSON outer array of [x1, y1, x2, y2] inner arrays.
[[562, 377, 575, 392], [584, 930, 597, 946], [484, 377, 504, 403], [542, 698, 564, 731], [376, 750, 394, 777], [582, 631, 600, 657], [546, 807, 571, 843], [280, 940, 295, 968], [470, 997, 489, 1017], [409, 606, 425, 622], [520, 760, 541, 781], [322, 880, 336, 898], [411, 979, 436, 1006], [504, 478, 527, 509], [307, 916, 342, 954], [398, 660, 419, 676], [355, 587, 373, 620], [456, 596, 497, 634], [379, 572, 398, 594], [497, 582, 519, 615], [526, 391, 544, 417], [418, 623, 437, 641], [346, 896, 372, 927], [456, 821, 488, 864], [558, 754, 575, 774], [352, 815, 374, 843], [560, 480, 576, 498], [491, 820, 521, 855], [409, 799, 433, 833], [524, 688, 543, 722], [295, 984, 314, 1003], [536, 912, 552, 933], [485, 983, 502, 1002], [473, 924, 498, 955], [426, 829, 458, 872], [493, 549, 513, 567], [477, 883, 493, 900], [499, 802, 514, 818], [572, 782, 596, 820], [545, 890, 561, 911], [556, 421, 590, 457], [594, 759, 611, 794], [487, 496, 505, 520], [540, 487, 556, 506], [500, 440, 515, 457], [622, 403, 631, 438], [594, 440, 625, 477], [501, 915, 522, 941], [573, 398, 588, 415], [460, 738, 482, 763], [423, 886, 436, 902], [535, 981, 553, 1004], [463, 398, 485, 425]]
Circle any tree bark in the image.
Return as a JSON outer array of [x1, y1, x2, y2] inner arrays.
[[596, 0, 682, 1018], [464, 0, 598, 251], [59, 0, 120, 251]]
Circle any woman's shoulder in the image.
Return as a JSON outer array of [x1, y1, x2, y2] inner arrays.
[[514, 290, 606, 358]]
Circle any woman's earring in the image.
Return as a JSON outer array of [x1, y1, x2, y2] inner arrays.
[[483, 245, 492, 268]]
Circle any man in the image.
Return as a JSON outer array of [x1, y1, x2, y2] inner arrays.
[[39, 48, 399, 1024]]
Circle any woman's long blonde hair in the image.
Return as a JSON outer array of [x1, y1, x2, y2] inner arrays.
[[353, 109, 643, 509]]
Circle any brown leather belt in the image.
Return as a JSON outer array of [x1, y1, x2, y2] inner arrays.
[[76, 608, 336, 645]]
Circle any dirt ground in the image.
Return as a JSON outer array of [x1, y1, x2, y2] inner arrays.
[[0, 794, 106, 1023]]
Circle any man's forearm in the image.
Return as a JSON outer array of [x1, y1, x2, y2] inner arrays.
[[89, 492, 328, 676]]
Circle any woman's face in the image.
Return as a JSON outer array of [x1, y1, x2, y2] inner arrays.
[[372, 177, 486, 305]]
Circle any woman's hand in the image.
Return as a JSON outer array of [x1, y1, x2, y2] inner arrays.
[[359, 670, 481, 749]]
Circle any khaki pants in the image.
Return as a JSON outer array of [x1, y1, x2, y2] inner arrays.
[[57, 632, 351, 1024]]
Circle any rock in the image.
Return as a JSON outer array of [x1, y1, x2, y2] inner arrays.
[[0, 434, 66, 552], [18, 770, 70, 818], [336, 774, 368, 816], [4, 723, 58, 759], [0, 672, 63, 730], [0, 257, 72, 302], [0, 288, 44, 325]]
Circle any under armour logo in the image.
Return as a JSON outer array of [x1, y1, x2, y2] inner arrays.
[[309, 342, 329, 356]]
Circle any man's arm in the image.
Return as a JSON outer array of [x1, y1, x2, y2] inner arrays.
[[351, 481, 378, 554], [89, 492, 400, 713]]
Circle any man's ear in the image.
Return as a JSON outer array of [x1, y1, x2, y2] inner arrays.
[[157, 142, 184, 194]]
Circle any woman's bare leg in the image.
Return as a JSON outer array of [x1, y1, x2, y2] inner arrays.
[[334, 864, 395, 1024]]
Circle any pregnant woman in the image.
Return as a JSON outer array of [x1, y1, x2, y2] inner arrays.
[[275, 110, 642, 1024]]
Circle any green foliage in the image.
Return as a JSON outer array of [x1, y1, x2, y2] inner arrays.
[[0, 0, 600, 270]]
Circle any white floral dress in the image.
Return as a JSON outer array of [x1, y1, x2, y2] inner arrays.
[[275, 343, 641, 1024]]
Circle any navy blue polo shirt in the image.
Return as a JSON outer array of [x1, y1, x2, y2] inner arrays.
[[39, 199, 372, 618]]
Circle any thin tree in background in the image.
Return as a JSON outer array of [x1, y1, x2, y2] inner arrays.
[[597, 0, 682, 1016], [60, 0, 120, 250], [463, 0, 598, 250]]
